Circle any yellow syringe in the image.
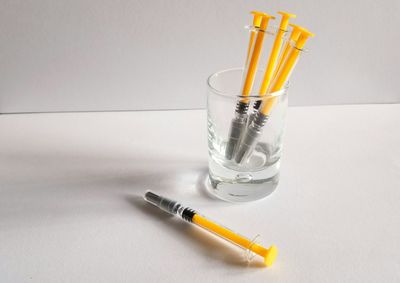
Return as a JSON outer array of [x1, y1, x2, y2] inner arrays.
[[246, 12, 295, 131], [258, 11, 296, 98], [260, 28, 315, 115], [245, 11, 264, 64], [144, 191, 278, 267], [225, 12, 274, 160], [235, 28, 315, 164], [240, 13, 274, 101], [272, 24, 305, 80]]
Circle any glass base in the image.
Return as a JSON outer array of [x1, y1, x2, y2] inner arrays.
[[207, 152, 280, 203], [206, 172, 279, 203]]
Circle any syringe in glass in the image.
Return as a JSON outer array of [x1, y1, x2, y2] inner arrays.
[[144, 191, 278, 267]]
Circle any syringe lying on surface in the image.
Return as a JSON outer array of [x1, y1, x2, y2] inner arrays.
[[144, 191, 278, 267]]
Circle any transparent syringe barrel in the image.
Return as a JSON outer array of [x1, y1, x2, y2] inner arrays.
[[191, 213, 265, 260], [144, 191, 265, 260], [144, 191, 196, 222], [242, 25, 260, 89], [225, 25, 263, 160]]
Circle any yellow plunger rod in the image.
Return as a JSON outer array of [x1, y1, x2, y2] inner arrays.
[[273, 24, 305, 80], [258, 11, 296, 97], [245, 11, 264, 64], [240, 13, 274, 103], [260, 28, 315, 115]]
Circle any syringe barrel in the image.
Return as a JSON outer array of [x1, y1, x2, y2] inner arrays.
[[144, 191, 277, 266], [144, 191, 196, 221], [144, 192, 254, 249], [191, 213, 269, 260]]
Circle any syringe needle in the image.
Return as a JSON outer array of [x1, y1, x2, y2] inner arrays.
[[144, 191, 278, 267]]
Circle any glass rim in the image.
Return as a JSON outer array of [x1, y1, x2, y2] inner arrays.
[[207, 67, 288, 99]]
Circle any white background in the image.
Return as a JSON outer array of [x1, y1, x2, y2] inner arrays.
[[1, 0, 399, 113], [1, 105, 399, 282], [1, 2, 400, 281]]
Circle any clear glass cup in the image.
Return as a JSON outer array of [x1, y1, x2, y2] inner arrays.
[[206, 68, 288, 202]]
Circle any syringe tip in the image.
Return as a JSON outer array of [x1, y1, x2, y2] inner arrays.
[[144, 191, 162, 206], [143, 191, 181, 215]]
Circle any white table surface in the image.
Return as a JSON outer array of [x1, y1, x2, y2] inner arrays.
[[0, 104, 399, 283]]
